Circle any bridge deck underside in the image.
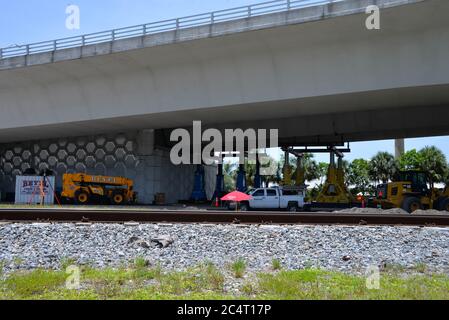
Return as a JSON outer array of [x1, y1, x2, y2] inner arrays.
[[0, 0, 448, 145]]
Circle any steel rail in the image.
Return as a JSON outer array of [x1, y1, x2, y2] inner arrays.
[[0, 0, 341, 59], [0, 208, 448, 226]]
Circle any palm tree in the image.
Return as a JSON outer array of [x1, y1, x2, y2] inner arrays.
[[223, 162, 237, 192], [316, 162, 329, 186], [348, 158, 371, 194], [398, 149, 422, 170], [243, 160, 257, 188], [368, 152, 398, 184], [288, 153, 321, 184], [418, 146, 448, 188]]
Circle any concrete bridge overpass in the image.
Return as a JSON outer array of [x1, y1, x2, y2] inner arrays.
[[1, 0, 448, 146], [1, 0, 448, 203]]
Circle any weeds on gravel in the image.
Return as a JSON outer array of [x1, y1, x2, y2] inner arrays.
[[12, 257, 24, 267], [242, 282, 257, 296], [382, 262, 428, 275], [413, 263, 428, 274], [158, 263, 225, 295], [60, 257, 77, 270], [272, 259, 282, 271], [203, 262, 225, 291], [134, 257, 149, 269], [230, 258, 247, 279], [382, 263, 408, 274]]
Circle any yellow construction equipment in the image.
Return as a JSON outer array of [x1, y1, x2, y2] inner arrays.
[[294, 156, 306, 187], [282, 150, 293, 186], [287, 145, 361, 211], [315, 153, 356, 206], [61, 173, 137, 205], [374, 171, 449, 213]]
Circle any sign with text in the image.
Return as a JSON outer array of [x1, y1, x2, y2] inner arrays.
[[15, 176, 55, 204]]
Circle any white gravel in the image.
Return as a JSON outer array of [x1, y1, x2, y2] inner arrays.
[[0, 223, 448, 275], [336, 207, 449, 215], [335, 207, 410, 214]]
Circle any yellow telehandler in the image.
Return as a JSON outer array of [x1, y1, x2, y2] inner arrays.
[[61, 173, 137, 205]]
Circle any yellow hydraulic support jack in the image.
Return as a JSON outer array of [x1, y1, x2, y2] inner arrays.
[[315, 150, 356, 206], [282, 150, 293, 186], [285, 144, 360, 211], [294, 155, 306, 187]]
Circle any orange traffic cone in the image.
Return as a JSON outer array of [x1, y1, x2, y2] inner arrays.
[[215, 197, 220, 208]]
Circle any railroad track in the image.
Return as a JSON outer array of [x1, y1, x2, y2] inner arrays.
[[0, 208, 448, 226]]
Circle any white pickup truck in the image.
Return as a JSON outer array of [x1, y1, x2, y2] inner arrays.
[[230, 187, 305, 212]]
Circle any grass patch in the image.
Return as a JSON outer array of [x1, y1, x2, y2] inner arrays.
[[1, 265, 448, 300], [256, 269, 449, 300], [229, 258, 247, 279], [1, 269, 67, 298], [157, 263, 225, 295]]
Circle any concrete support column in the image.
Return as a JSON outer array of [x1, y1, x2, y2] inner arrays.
[[395, 139, 405, 159], [136, 129, 155, 156]]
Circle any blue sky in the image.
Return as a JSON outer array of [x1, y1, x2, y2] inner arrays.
[[267, 136, 449, 163], [1, 0, 448, 161], [0, 0, 261, 47]]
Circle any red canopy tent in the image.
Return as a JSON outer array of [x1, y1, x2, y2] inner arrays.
[[221, 191, 252, 202], [221, 191, 252, 211]]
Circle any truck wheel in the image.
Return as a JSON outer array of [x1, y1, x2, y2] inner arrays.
[[401, 197, 422, 213], [239, 203, 249, 211], [75, 191, 90, 205], [111, 191, 125, 205], [287, 203, 298, 212], [440, 198, 449, 212]]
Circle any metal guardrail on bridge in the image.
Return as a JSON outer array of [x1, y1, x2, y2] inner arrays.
[[0, 0, 342, 59]]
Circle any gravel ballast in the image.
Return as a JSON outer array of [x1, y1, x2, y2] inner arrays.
[[0, 223, 448, 275]]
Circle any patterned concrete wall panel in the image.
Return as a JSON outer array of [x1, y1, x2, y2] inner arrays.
[[0, 133, 216, 204], [0, 133, 138, 193]]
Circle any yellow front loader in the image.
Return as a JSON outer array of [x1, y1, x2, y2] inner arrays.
[[374, 171, 449, 213]]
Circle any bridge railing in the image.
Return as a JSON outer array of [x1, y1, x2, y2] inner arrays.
[[0, 0, 341, 59]]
